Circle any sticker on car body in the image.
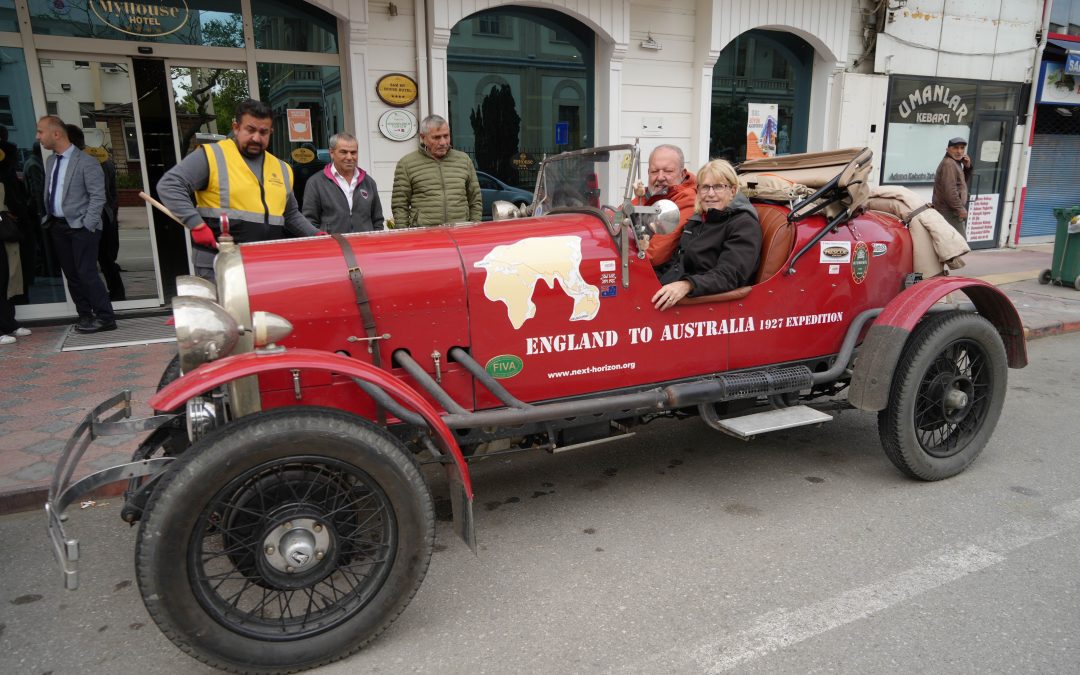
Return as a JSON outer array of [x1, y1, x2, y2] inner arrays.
[[819, 241, 851, 263]]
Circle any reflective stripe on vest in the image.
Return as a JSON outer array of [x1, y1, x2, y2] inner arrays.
[[195, 140, 292, 227]]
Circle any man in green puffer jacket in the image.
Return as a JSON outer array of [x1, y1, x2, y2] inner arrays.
[[392, 114, 482, 227]]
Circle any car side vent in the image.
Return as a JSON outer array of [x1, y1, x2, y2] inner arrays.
[[715, 365, 813, 401]]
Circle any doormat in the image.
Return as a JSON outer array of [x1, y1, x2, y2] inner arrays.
[[61, 316, 176, 352]]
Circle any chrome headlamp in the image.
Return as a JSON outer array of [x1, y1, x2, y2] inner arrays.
[[174, 275, 218, 301], [173, 296, 241, 373]]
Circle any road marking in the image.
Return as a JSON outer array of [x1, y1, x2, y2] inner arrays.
[[645, 497, 1080, 673]]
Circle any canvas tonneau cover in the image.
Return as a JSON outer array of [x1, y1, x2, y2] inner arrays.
[[737, 147, 874, 215]]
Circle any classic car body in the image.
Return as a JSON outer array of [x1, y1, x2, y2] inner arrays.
[[46, 144, 1026, 673]]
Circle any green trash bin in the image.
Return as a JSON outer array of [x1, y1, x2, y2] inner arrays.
[[1040, 207, 1080, 290]]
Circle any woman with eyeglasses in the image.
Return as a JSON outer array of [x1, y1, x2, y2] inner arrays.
[[651, 159, 762, 311]]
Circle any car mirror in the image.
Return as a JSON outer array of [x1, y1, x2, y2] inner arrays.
[[647, 199, 681, 235], [492, 200, 528, 221]]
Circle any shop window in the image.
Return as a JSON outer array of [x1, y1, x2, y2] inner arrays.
[[27, 0, 245, 48], [0, 95, 12, 127], [449, 5, 593, 186], [256, 62, 342, 206], [124, 121, 140, 161], [710, 29, 812, 161], [253, 0, 338, 54], [0, 0, 16, 32], [881, 76, 1020, 185]]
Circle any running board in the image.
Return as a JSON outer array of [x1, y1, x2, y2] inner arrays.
[[708, 405, 832, 440]]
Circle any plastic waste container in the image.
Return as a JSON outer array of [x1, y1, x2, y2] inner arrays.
[[1039, 207, 1080, 290]]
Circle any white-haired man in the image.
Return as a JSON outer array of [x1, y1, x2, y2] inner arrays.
[[303, 132, 384, 233]]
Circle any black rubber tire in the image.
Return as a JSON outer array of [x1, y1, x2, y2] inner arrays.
[[1038, 269, 1052, 285], [153, 353, 188, 455], [878, 311, 1008, 481], [156, 353, 182, 391], [135, 407, 434, 673]]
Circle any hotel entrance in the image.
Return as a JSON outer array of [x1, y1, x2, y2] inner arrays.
[[3, 0, 346, 321]]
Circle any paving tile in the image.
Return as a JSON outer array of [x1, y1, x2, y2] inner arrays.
[[23, 439, 67, 457], [1, 429, 51, 450], [5, 384, 35, 394], [0, 415, 16, 425], [35, 420, 75, 433], [59, 378, 94, 389], [13, 461, 57, 482]]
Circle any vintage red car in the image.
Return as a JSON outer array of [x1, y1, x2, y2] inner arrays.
[[46, 145, 1026, 673]]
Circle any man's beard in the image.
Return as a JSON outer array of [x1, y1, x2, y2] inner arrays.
[[241, 143, 264, 159], [648, 185, 670, 199]]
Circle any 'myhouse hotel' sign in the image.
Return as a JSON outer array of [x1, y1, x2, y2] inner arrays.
[[90, 0, 190, 37]]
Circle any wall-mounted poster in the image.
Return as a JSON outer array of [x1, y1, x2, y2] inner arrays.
[[746, 103, 778, 159], [1038, 61, 1080, 106], [287, 109, 313, 143]]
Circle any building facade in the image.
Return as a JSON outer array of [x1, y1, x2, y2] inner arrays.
[[0, 0, 1046, 322]]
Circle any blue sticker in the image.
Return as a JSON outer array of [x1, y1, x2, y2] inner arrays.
[[600, 285, 617, 298]]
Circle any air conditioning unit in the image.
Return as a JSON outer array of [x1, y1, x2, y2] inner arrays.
[[102, 63, 123, 74]]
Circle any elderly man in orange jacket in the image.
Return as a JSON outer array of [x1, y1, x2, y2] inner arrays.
[[633, 144, 697, 277]]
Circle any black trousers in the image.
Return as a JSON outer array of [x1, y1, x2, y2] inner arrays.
[[97, 211, 125, 301], [0, 244, 19, 334], [49, 220, 114, 322]]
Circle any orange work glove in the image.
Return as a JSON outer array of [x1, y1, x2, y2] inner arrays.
[[190, 223, 218, 249]]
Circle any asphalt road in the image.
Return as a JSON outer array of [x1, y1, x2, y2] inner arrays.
[[2, 333, 1078, 674]]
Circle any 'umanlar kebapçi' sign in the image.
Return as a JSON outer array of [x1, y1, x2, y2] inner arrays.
[[90, 0, 190, 37]]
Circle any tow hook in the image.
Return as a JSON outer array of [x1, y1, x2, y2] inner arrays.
[[432, 350, 442, 383]]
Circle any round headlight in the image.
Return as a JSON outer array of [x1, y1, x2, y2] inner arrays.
[[174, 275, 218, 301], [173, 296, 241, 372]]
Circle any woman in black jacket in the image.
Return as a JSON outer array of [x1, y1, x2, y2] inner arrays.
[[651, 159, 762, 311]]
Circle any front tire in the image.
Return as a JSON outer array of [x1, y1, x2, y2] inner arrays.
[[878, 311, 1008, 480], [135, 407, 434, 673]]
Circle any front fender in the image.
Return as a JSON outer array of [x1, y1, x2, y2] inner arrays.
[[150, 348, 473, 501], [848, 276, 1027, 412]]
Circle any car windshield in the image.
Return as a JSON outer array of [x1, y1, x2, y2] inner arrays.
[[532, 145, 638, 217]]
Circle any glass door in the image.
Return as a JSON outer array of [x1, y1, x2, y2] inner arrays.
[[965, 114, 1014, 249], [37, 55, 162, 309], [166, 62, 250, 161]]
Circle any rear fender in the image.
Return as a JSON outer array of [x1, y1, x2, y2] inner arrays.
[[848, 277, 1027, 412], [149, 348, 476, 547]]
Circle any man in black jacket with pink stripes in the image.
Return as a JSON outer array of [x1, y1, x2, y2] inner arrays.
[[302, 132, 385, 234]]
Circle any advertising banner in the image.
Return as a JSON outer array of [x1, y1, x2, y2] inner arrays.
[[746, 103, 778, 159]]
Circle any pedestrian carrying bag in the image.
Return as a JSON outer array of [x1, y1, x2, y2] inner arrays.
[[0, 212, 20, 243]]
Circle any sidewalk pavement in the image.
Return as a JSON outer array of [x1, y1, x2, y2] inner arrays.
[[2, 242, 1079, 515]]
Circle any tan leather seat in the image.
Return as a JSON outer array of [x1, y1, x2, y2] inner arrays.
[[678, 202, 794, 305]]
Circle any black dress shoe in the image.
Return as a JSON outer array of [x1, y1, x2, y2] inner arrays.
[[75, 318, 118, 334], [74, 317, 96, 332]]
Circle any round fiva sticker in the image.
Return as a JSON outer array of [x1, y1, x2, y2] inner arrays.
[[485, 354, 523, 379], [851, 241, 870, 284]]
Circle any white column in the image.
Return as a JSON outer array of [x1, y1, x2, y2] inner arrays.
[[346, 21, 373, 170], [596, 40, 627, 147]]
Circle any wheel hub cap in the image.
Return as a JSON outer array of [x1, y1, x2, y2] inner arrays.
[[263, 518, 331, 574], [939, 375, 974, 424]]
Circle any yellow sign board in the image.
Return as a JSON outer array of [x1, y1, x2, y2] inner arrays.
[[291, 147, 316, 164], [376, 74, 419, 107]]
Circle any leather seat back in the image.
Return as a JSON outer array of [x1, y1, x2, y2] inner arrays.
[[753, 204, 794, 283]]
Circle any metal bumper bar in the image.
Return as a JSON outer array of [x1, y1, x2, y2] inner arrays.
[[46, 391, 178, 590]]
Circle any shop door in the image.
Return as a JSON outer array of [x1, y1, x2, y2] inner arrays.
[[965, 114, 1014, 250], [33, 55, 163, 314]]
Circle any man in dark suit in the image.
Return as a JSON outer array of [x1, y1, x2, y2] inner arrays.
[[35, 116, 115, 333]]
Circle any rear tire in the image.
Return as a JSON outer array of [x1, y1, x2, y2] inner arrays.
[[135, 407, 434, 673], [878, 312, 1007, 481]]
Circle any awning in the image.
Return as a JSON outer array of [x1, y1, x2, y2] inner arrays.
[[1047, 37, 1080, 53]]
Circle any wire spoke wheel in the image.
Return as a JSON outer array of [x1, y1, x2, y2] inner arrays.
[[136, 407, 434, 673], [879, 312, 1008, 481], [192, 456, 397, 640]]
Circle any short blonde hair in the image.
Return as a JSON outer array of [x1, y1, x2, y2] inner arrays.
[[694, 159, 739, 214]]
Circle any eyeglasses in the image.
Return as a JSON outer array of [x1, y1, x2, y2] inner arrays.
[[699, 184, 732, 194]]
